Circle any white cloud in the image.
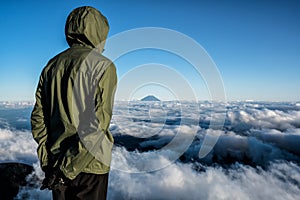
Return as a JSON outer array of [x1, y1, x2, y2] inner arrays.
[[0, 101, 300, 199], [227, 103, 300, 131], [108, 160, 300, 200], [0, 128, 37, 164]]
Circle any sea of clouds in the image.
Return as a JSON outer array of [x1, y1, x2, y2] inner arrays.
[[0, 101, 300, 199]]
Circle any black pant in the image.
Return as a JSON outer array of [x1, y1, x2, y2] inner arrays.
[[52, 173, 109, 200]]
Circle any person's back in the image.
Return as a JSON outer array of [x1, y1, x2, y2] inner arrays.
[[31, 6, 117, 200]]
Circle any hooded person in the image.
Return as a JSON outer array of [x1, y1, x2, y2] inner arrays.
[[31, 6, 117, 200]]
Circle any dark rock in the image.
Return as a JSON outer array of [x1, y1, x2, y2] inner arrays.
[[0, 162, 33, 200]]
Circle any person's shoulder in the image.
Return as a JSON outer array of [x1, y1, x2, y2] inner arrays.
[[88, 49, 111, 62], [40, 48, 73, 78], [44, 48, 70, 67], [99, 55, 115, 73], [88, 49, 115, 69]]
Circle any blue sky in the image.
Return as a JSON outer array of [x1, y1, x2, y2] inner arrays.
[[0, 0, 299, 101]]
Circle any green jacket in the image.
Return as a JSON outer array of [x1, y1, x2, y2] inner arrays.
[[31, 6, 117, 180]]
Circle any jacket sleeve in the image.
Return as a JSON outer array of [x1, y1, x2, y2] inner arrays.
[[95, 63, 117, 137], [31, 72, 49, 169]]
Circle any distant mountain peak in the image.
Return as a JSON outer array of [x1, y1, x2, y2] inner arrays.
[[140, 95, 160, 101]]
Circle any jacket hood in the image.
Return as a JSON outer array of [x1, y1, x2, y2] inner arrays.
[[65, 6, 109, 51]]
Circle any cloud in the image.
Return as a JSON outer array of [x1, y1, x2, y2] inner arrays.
[[13, 146, 300, 200], [108, 158, 300, 200], [1, 101, 300, 199], [227, 102, 300, 131], [0, 128, 37, 164]]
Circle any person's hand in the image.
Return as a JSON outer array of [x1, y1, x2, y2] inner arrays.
[[40, 168, 70, 190]]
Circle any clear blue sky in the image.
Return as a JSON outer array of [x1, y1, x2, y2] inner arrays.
[[0, 0, 299, 101]]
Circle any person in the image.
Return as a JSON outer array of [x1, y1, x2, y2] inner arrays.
[[31, 6, 117, 200]]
